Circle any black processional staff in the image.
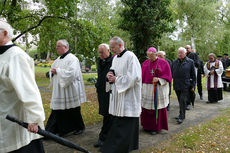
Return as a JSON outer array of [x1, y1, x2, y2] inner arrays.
[[6, 115, 90, 153]]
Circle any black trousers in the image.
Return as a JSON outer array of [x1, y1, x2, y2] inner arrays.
[[197, 70, 203, 97], [176, 89, 190, 119], [99, 114, 113, 141], [187, 88, 195, 106], [9, 139, 45, 153]]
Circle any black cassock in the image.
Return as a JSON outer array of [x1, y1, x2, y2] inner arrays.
[[95, 54, 113, 115], [95, 54, 113, 142]]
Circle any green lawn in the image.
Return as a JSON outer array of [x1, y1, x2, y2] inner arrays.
[[35, 66, 101, 125], [142, 108, 230, 152]]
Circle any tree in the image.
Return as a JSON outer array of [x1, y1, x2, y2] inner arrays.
[[120, 0, 174, 62], [79, 0, 131, 47], [173, 0, 220, 59], [0, 0, 108, 63]]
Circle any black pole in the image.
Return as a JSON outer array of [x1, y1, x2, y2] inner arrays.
[[6, 115, 90, 153]]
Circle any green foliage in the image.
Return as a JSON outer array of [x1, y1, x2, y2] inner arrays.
[[120, 0, 174, 62], [87, 77, 97, 84], [0, 0, 111, 64], [91, 65, 97, 71], [172, 0, 221, 59], [79, 0, 131, 50], [28, 49, 38, 58], [82, 73, 97, 85]]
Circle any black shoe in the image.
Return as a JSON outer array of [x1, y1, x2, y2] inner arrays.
[[177, 119, 184, 124], [94, 140, 104, 148], [167, 105, 170, 111], [200, 95, 203, 100], [186, 105, 191, 110], [73, 129, 84, 135], [150, 131, 157, 135], [175, 116, 180, 120]]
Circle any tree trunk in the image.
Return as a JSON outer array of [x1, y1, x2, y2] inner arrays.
[[46, 51, 50, 61], [46, 41, 51, 60], [191, 35, 196, 50]]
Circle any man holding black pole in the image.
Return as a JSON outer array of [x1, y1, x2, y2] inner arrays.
[[0, 21, 45, 153]]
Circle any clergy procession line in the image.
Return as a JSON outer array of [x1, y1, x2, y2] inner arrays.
[[0, 20, 227, 153]]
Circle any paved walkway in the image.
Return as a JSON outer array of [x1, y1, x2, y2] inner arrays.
[[43, 90, 230, 153]]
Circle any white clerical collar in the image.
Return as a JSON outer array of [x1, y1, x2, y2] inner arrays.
[[4, 41, 13, 46]]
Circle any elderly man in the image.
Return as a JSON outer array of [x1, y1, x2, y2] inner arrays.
[[100, 36, 142, 153], [141, 48, 172, 135], [204, 53, 223, 103], [172, 47, 196, 124], [45, 39, 86, 136], [94, 43, 113, 148], [157, 51, 172, 111], [0, 21, 45, 152], [185, 45, 199, 110]]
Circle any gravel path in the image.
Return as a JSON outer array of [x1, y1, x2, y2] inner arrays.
[[43, 90, 230, 153]]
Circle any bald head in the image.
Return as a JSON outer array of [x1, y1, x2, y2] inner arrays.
[[185, 45, 192, 53], [157, 51, 166, 59]]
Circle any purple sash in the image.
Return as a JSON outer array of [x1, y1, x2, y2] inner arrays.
[[207, 60, 219, 90]]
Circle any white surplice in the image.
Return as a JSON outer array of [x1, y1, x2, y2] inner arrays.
[[109, 51, 142, 117], [0, 42, 45, 153], [204, 60, 223, 88], [142, 78, 169, 110], [50, 53, 86, 110]]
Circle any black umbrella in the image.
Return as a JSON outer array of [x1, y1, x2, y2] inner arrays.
[[6, 115, 90, 153]]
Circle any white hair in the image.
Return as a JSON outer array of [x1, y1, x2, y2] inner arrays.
[[110, 36, 124, 46], [178, 47, 187, 54], [158, 51, 166, 56], [58, 39, 69, 48], [99, 43, 110, 50], [0, 21, 14, 39]]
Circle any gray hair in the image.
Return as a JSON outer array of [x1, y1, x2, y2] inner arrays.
[[208, 53, 216, 59], [178, 47, 187, 54], [110, 36, 124, 46], [99, 43, 110, 50], [58, 39, 69, 48], [0, 21, 14, 39], [158, 51, 166, 56]]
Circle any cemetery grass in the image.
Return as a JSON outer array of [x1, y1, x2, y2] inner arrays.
[[141, 108, 230, 153], [35, 66, 102, 125]]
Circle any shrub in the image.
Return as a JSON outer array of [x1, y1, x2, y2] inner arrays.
[[87, 77, 97, 84], [91, 68, 97, 71]]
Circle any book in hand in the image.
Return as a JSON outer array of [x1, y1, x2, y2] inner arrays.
[[210, 66, 216, 71]]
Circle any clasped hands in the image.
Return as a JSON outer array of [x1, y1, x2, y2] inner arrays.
[[209, 70, 215, 75], [107, 72, 116, 83], [51, 68, 57, 75], [153, 77, 159, 83]]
